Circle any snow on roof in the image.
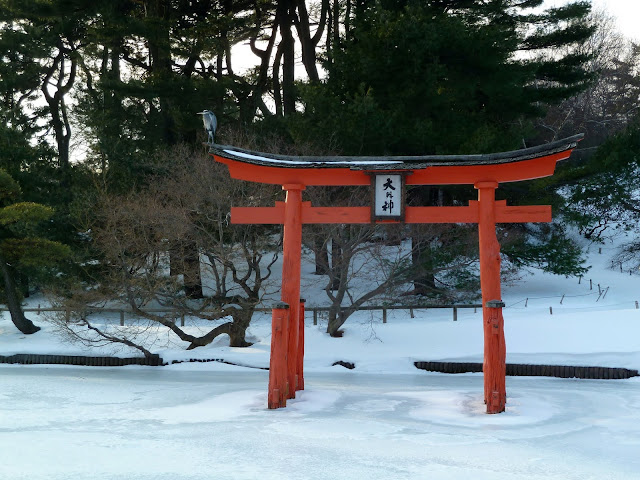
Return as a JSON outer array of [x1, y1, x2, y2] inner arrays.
[[224, 149, 404, 166], [211, 134, 583, 170]]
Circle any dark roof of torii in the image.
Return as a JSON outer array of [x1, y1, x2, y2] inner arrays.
[[210, 134, 583, 171]]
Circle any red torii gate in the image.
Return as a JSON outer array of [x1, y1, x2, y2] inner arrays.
[[211, 134, 582, 414]]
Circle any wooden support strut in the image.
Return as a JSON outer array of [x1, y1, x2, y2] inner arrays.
[[268, 303, 289, 409], [282, 184, 304, 400], [297, 299, 306, 391]]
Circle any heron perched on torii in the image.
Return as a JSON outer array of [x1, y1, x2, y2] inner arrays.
[[197, 110, 217, 145]]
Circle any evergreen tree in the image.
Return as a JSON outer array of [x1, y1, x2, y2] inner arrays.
[[68, 1, 258, 297], [0, 0, 95, 194], [560, 119, 640, 242], [292, 0, 595, 297], [0, 169, 70, 334], [536, 11, 640, 149], [295, 0, 595, 155]]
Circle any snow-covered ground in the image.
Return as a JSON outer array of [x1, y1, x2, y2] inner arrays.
[[1, 235, 639, 479]]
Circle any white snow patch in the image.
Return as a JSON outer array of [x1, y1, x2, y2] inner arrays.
[[224, 149, 403, 165]]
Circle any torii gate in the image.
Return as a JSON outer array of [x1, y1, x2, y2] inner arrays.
[[211, 134, 582, 414]]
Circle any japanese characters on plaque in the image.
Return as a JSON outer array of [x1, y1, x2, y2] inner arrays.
[[373, 174, 404, 220]]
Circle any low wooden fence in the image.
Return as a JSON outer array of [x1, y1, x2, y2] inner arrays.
[[1, 303, 482, 326], [414, 361, 639, 379], [0, 353, 162, 366], [303, 304, 482, 325]]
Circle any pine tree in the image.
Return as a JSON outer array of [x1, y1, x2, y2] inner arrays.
[[292, 0, 595, 297], [0, 0, 95, 196], [68, 1, 258, 297], [560, 119, 640, 241], [0, 169, 70, 334], [295, 0, 595, 155]]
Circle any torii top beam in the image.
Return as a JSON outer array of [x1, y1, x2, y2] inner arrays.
[[211, 134, 583, 186]]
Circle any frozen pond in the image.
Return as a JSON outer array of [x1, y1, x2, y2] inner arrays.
[[1, 365, 638, 480]]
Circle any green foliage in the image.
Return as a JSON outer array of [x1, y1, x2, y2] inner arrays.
[[0, 0, 618, 306], [560, 119, 640, 239], [67, 0, 248, 192], [0, 238, 71, 269], [0, 168, 22, 203], [294, 0, 594, 156], [503, 225, 588, 276], [0, 202, 54, 227], [290, 1, 596, 295], [0, 168, 71, 297]]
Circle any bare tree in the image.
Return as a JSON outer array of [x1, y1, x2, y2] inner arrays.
[[304, 186, 480, 337], [53, 144, 280, 351], [309, 222, 409, 337], [536, 8, 640, 149]]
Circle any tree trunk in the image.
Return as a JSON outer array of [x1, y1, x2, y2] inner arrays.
[[146, 0, 175, 144], [183, 309, 255, 349], [170, 241, 203, 299], [294, 0, 322, 83], [42, 44, 76, 199], [408, 187, 441, 296], [411, 230, 437, 296], [330, 236, 342, 290], [183, 241, 203, 299], [0, 253, 40, 334], [146, 0, 203, 298], [273, 42, 284, 116], [314, 235, 329, 275], [18, 271, 30, 298], [228, 309, 254, 347], [278, 1, 296, 115], [327, 306, 345, 337]]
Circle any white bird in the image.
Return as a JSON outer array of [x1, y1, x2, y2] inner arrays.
[[197, 110, 217, 144]]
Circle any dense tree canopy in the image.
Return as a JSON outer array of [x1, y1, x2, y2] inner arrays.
[[294, 0, 595, 155], [0, 0, 638, 341]]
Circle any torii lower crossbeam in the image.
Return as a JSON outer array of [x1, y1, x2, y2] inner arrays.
[[231, 201, 551, 225]]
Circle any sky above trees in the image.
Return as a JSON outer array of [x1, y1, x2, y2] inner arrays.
[[546, 0, 640, 41]]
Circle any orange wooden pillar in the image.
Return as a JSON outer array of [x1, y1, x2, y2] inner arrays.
[[297, 299, 306, 391], [282, 184, 304, 399], [268, 302, 289, 409], [476, 181, 507, 413]]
